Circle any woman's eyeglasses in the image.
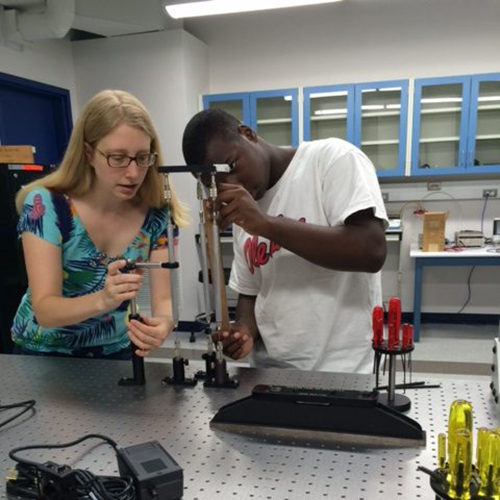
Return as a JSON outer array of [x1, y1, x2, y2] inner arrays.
[[95, 148, 157, 168]]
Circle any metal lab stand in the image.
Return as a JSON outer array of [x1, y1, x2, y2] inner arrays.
[[0, 354, 498, 500]]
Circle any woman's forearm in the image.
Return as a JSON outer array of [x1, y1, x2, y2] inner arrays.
[[32, 291, 110, 328]]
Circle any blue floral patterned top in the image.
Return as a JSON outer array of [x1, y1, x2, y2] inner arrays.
[[11, 187, 177, 355]]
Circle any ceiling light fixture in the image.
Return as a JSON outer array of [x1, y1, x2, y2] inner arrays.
[[166, 0, 344, 19]]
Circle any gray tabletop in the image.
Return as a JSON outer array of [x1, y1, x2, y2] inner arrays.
[[0, 354, 498, 500]]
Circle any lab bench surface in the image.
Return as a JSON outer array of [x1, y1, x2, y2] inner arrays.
[[0, 354, 498, 500]]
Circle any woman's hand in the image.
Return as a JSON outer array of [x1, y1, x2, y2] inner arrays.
[[98, 260, 143, 312], [127, 315, 175, 357]]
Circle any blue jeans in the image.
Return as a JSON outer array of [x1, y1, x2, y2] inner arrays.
[[12, 344, 132, 360]]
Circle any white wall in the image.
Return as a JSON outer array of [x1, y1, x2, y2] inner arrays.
[[72, 29, 209, 322], [184, 0, 500, 315], [0, 39, 78, 118], [186, 0, 500, 92]]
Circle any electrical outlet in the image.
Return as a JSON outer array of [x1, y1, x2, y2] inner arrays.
[[427, 182, 442, 191], [382, 192, 389, 202], [483, 189, 498, 198]]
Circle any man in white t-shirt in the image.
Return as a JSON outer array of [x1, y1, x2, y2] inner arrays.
[[182, 109, 388, 373]]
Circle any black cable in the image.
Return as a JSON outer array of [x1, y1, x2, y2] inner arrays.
[[7, 434, 134, 500], [456, 266, 475, 314], [0, 399, 36, 429], [456, 194, 489, 314], [9, 433, 119, 467]]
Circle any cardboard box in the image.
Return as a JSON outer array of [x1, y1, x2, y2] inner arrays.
[[0, 146, 35, 164], [422, 211, 447, 252]]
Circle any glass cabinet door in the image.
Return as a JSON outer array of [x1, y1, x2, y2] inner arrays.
[[355, 81, 408, 177], [467, 74, 500, 172], [411, 77, 470, 175], [250, 89, 299, 147], [202, 93, 250, 124], [303, 85, 354, 143]]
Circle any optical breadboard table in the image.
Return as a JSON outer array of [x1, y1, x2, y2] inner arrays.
[[0, 354, 498, 500], [410, 245, 500, 341]]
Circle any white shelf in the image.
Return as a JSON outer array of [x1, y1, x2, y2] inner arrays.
[[476, 134, 500, 141], [419, 135, 500, 144], [477, 104, 500, 112], [310, 115, 347, 122], [362, 139, 399, 146], [257, 118, 292, 125], [419, 136, 460, 143], [310, 110, 400, 121], [420, 106, 462, 115], [362, 111, 401, 118], [420, 104, 500, 115]]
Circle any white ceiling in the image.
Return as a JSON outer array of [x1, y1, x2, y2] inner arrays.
[[1, 0, 499, 44]]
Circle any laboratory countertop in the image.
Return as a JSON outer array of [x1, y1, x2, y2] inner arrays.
[[0, 354, 498, 500]]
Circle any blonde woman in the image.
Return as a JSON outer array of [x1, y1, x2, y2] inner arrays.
[[12, 90, 188, 359]]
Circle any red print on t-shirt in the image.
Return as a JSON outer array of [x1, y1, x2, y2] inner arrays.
[[243, 216, 306, 274]]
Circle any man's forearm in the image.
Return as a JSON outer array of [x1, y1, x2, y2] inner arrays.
[[260, 214, 386, 272], [236, 294, 259, 339]]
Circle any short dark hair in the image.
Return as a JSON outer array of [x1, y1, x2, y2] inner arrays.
[[182, 108, 241, 165]]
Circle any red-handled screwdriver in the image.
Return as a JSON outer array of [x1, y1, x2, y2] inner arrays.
[[388, 297, 401, 349], [402, 323, 414, 348], [372, 306, 384, 347]]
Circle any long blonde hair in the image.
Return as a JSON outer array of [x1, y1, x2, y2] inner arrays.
[[16, 89, 189, 226]]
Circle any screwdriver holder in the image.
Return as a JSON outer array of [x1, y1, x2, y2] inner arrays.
[[373, 343, 414, 412], [419, 466, 480, 500], [372, 300, 414, 412], [419, 399, 500, 500]]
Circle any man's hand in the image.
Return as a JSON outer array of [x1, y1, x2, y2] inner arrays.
[[127, 315, 175, 357], [212, 321, 255, 360], [216, 183, 270, 236]]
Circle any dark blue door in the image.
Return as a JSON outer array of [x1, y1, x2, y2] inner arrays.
[[0, 72, 72, 165]]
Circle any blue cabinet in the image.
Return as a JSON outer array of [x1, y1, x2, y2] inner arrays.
[[354, 80, 408, 178], [202, 92, 250, 124], [203, 88, 299, 147], [468, 73, 500, 174], [411, 73, 500, 176], [303, 84, 355, 144], [304, 80, 408, 178]]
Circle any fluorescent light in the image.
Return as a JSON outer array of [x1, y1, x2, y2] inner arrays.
[[386, 104, 401, 110], [421, 97, 462, 103], [314, 108, 347, 115], [284, 96, 292, 101], [310, 91, 348, 99], [166, 0, 343, 19]]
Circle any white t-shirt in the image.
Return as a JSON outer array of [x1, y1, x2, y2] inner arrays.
[[229, 138, 389, 374]]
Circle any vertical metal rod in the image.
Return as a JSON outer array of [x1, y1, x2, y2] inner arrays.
[[388, 354, 396, 403], [209, 173, 223, 329], [197, 176, 213, 326], [163, 174, 180, 328]]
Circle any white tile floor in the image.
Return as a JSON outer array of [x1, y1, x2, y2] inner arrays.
[[412, 322, 498, 365]]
